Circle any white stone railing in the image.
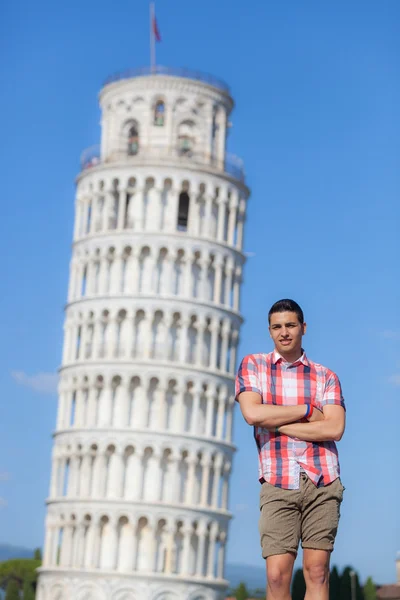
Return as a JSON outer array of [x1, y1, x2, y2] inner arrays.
[[68, 243, 243, 314], [50, 443, 231, 511], [44, 511, 227, 580], [62, 308, 240, 377], [74, 174, 247, 251], [56, 375, 235, 443], [80, 144, 244, 183]]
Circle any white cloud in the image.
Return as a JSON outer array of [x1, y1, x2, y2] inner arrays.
[[235, 503, 249, 513], [0, 472, 10, 482], [388, 374, 400, 387], [11, 371, 58, 395], [0, 498, 7, 508]]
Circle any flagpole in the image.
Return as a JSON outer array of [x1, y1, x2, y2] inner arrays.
[[150, 2, 156, 72]]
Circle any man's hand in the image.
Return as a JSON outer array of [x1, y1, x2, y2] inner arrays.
[[308, 406, 324, 422], [238, 392, 311, 428], [278, 405, 346, 442]]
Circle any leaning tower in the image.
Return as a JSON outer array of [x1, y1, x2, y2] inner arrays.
[[37, 66, 249, 600]]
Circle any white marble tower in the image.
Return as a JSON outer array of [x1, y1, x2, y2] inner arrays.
[[37, 66, 250, 600]]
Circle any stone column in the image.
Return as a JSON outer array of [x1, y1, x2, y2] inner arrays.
[[164, 524, 175, 575], [199, 256, 209, 301], [98, 380, 113, 426], [225, 397, 234, 443], [190, 384, 202, 435], [106, 449, 124, 498], [179, 317, 189, 363], [111, 252, 124, 294], [73, 200, 82, 240], [83, 522, 94, 568], [200, 453, 211, 506], [79, 453, 92, 498], [43, 525, 54, 566], [91, 450, 107, 497], [220, 320, 231, 372], [184, 454, 197, 505], [60, 522, 73, 567], [97, 253, 107, 295], [181, 525, 192, 575], [117, 188, 127, 229], [224, 263, 234, 308], [203, 194, 213, 238], [209, 319, 220, 370], [183, 253, 193, 298], [227, 194, 239, 246], [213, 255, 224, 304], [236, 200, 246, 250], [217, 532, 227, 579], [233, 266, 242, 311], [217, 196, 227, 242], [205, 389, 215, 437], [212, 454, 223, 508], [50, 453, 59, 497], [221, 462, 231, 509], [196, 524, 207, 576], [207, 524, 218, 578], [195, 321, 205, 367]]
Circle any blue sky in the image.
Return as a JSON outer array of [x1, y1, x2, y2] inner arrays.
[[1, 0, 399, 586]]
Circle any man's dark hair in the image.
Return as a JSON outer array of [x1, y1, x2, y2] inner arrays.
[[268, 299, 304, 324]]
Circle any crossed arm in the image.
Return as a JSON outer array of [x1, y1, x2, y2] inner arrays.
[[238, 391, 345, 442]]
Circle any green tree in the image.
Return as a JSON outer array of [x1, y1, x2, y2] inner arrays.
[[235, 582, 250, 600], [33, 548, 42, 562], [340, 567, 354, 600], [23, 578, 35, 600], [329, 565, 341, 600], [5, 579, 20, 600], [291, 568, 306, 600], [0, 558, 41, 591], [340, 567, 364, 600], [364, 577, 377, 600]]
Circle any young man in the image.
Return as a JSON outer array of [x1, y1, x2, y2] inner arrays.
[[236, 299, 345, 600]]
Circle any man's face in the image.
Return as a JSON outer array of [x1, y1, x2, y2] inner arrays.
[[269, 311, 306, 358]]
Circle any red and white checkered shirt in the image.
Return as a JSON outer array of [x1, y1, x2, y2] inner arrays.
[[235, 350, 345, 489]]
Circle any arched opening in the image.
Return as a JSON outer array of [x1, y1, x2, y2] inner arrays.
[[154, 100, 165, 126], [177, 191, 190, 231], [127, 123, 139, 156], [177, 120, 195, 156]]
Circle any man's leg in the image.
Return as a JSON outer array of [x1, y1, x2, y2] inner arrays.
[[301, 477, 344, 600], [303, 549, 330, 600], [259, 482, 301, 600], [266, 553, 296, 600]]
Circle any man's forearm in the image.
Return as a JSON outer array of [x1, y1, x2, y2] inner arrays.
[[278, 420, 343, 442], [246, 403, 308, 428]]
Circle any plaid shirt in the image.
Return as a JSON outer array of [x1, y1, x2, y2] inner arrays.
[[235, 350, 345, 489]]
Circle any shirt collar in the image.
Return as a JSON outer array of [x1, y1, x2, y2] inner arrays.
[[273, 349, 309, 367]]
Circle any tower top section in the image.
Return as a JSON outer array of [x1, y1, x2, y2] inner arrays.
[[80, 65, 245, 183], [103, 65, 232, 96]]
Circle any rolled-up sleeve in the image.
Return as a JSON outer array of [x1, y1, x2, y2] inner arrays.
[[235, 354, 262, 401], [321, 372, 346, 410]]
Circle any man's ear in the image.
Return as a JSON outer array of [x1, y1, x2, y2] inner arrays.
[[302, 322, 307, 335], [268, 326, 273, 339]]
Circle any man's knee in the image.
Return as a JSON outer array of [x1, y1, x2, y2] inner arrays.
[[267, 560, 293, 591], [303, 561, 329, 586]]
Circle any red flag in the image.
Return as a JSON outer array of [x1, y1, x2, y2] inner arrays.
[[152, 14, 161, 42]]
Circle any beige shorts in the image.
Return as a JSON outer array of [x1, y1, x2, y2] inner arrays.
[[259, 472, 344, 558]]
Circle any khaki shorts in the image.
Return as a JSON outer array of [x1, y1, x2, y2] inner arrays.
[[259, 472, 344, 558]]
